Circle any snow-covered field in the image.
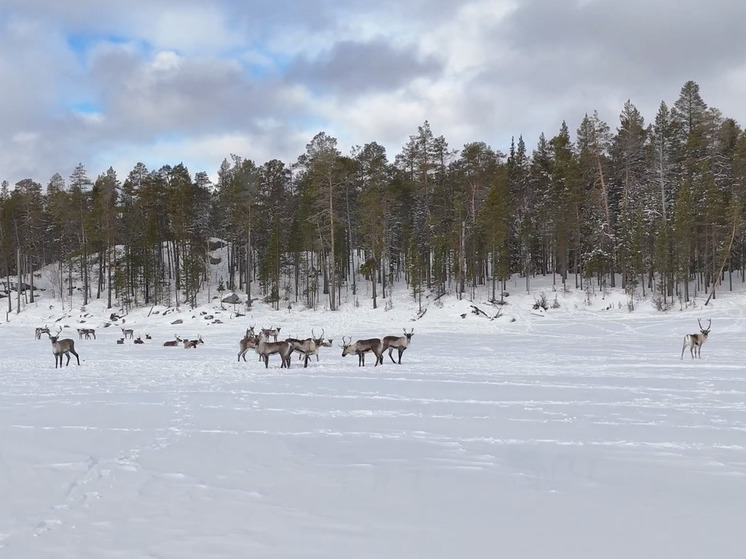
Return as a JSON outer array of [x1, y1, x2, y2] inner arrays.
[[1, 278, 745, 558]]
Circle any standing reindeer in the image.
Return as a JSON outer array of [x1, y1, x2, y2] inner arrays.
[[77, 328, 96, 340], [238, 328, 259, 362], [261, 326, 282, 342], [121, 326, 134, 340], [47, 329, 81, 368], [288, 329, 328, 367], [681, 319, 711, 360], [256, 331, 293, 368], [35, 326, 49, 340], [382, 328, 414, 364], [341, 336, 384, 367]]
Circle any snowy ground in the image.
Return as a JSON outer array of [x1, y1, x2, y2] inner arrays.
[[1, 278, 745, 558]]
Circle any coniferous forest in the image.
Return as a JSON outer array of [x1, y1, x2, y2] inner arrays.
[[2, 81, 745, 313]]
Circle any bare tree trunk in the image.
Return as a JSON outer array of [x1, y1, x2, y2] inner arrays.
[[107, 245, 113, 309], [16, 248, 21, 314], [328, 178, 336, 311], [29, 255, 35, 303], [705, 211, 738, 306]]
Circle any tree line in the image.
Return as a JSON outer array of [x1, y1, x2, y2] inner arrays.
[[2, 80, 745, 314]]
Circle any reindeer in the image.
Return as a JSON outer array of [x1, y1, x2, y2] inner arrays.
[[238, 329, 259, 362], [35, 326, 49, 340], [382, 328, 414, 364], [286, 329, 326, 368], [47, 329, 80, 368], [116, 338, 125, 344], [183, 335, 204, 349], [256, 330, 293, 368], [76, 327, 95, 340], [341, 336, 384, 367], [260, 326, 282, 342], [121, 326, 134, 340], [163, 335, 182, 347], [681, 319, 711, 360], [134, 336, 144, 344]]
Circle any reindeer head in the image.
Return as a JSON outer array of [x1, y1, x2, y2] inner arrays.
[[698, 319, 712, 337], [312, 328, 325, 345], [340, 336, 353, 356], [47, 326, 63, 343], [403, 328, 414, 341]]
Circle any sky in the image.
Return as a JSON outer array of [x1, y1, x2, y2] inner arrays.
[[2, 0, 746, 187]]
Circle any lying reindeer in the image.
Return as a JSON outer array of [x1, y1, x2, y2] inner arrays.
[[184, 335, 204, 349], [341, 336, 383, 367], [163, 335, 182, 347]]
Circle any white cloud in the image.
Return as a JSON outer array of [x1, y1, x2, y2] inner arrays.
[[1, 0, 746, 187]]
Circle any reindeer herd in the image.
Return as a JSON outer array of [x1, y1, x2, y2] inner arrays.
[[236, 326, 414, 369], [34, 320, 417, 369], [33, 316, 715, 368]]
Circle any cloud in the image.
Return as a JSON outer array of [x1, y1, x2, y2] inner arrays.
[[287, 39, 444, 96], [0, 0, 745, 187]]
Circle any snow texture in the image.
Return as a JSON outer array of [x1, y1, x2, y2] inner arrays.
[[1, 275, 744, 558]]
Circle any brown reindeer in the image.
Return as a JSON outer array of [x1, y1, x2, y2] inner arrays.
[[163, 335, 182, 347], [289, 329, 331, 367], [238, 328, 259, 362], [183, 335, 204, 349], [256, 331, 293, 368], [382, 328, 414, 364], [341, 336, 383, 367], [260, 326, 282, 342], [47, 329, 80, 368]]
